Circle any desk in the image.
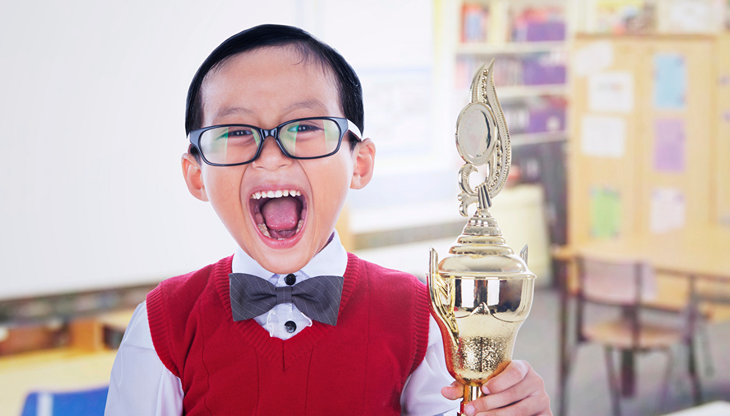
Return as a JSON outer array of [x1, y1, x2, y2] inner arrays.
[[0, 310, 132, 416], [0, 348, 117, 416], [555, 228, 730, 416]]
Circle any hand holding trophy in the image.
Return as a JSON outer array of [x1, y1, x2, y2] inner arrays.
[[427, 60, 536, 415]]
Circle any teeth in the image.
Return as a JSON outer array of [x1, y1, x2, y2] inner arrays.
[[250, 190, 301, 199], [258, 223, 271, 237], [296, 219, 304, 233]]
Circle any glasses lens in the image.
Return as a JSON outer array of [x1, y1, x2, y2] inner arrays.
[[279, 119, 342, 158], [199, 126, 261, 164]]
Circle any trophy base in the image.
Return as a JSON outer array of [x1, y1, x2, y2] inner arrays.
[[460, 385, 482, 415]]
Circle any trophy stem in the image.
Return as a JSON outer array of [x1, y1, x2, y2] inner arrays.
[[460, 385, 483, 415]]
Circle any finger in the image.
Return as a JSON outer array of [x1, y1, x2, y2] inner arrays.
[[441, 380, 464, 400], [474, 392, 552, 416], [482, 360, 530, 394], [468, 367, 546, 412]]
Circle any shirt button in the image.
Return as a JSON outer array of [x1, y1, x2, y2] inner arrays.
[[285, 274, 296, 286], [284, 320, 297, 333]]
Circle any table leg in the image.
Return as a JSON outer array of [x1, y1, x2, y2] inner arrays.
[[620, 351, 635, 397], [688, 275, 703, 404], [557, 259, 570, 416]]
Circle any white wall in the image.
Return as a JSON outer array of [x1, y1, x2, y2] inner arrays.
[[0, 0, 441, 300]]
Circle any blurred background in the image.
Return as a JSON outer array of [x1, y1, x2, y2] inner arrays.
[[1, 0, 729, 415]]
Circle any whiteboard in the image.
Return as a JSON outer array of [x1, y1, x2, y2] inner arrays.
[[0, 1, 301, 300], [0, 0, 435, 301]]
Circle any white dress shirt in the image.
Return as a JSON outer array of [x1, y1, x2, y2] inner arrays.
[[105, 232, 458, 416]]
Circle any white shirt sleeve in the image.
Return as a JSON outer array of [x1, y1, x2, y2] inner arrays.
[[105, 302, 183, 416], [400, 315, 459, 416], [105, 303, 458, 416]]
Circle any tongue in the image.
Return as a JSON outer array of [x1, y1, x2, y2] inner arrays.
[[261, 197, 301, 231]]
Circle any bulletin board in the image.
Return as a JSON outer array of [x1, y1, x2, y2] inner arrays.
[[569, 34, 730, 246], [717, 34, 730, 226], [568, 37, 644, 245]]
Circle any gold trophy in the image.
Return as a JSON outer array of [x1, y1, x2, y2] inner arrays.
[[427, 60, 535, 415]]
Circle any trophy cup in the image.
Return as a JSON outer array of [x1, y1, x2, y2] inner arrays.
[[427, 60, 535, 415]]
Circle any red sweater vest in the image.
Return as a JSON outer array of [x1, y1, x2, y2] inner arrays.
[[146, 253, 430, 415]]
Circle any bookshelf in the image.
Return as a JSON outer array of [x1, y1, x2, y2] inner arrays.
[[453, 0, 569, 139], [438, 0, 572, 261]]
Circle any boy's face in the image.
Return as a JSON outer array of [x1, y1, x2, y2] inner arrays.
[[182, 46, 374, 274]]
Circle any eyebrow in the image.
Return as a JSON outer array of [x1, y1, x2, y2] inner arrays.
[[281, 99, 330, 114], [212, 106, 254, 120], [213, 99, 331, 122]]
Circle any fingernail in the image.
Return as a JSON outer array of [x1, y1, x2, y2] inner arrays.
[[481, 384, 490, 394], [464, 404, 475, 415]]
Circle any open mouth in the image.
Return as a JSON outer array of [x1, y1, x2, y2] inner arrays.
[[250, 189, 307, 240]]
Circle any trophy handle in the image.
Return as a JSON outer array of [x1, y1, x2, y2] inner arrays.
[[520, 244, 528, 264], [427, 248, 459, 340]]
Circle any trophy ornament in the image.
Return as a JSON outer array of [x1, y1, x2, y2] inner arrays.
[[456, 59, 511, 215], [427, 59, 535, 415]]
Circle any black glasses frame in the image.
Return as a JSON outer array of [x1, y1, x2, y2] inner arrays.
[[187, 116, 362, 167]]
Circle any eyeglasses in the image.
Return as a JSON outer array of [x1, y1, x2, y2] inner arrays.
[[187, 116, 363, 166]]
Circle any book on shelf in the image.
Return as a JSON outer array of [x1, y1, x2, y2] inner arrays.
[[502, 97, 567, 136], [461, 3, 489, 43], [455, 51, 566, 89], [510, 5, 566, 42]]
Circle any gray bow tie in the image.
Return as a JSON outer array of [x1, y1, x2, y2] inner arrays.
[[229, 273, 344, 326]]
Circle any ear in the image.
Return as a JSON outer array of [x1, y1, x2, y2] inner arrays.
[[350, 138, 376, 190], [182, 152, 209, 201]]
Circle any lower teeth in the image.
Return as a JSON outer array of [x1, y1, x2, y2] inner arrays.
[[258, 223, 271, 238], [258, 219, 304, 239]]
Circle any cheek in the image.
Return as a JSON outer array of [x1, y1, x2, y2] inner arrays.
[[317, 172, 350, 213], [202, 170, 246, 217]]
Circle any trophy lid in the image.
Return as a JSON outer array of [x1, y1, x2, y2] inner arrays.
[[438, 60, 535, 281], [438, 202, 535, 280]]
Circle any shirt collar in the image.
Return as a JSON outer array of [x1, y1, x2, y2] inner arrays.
[[231, 230, 348, 279]]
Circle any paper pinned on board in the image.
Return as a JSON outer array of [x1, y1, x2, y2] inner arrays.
[[581, 115, 626, 158], [654, 53, 687, 110], [654, 118, 685, 173], [589, 72, 634, 113], [591, 187, 621, 239], [573, 41, 614, 77], [650, 187, 686, 234]]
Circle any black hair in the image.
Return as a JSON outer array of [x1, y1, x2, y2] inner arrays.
[[185, 24, 364, 140]]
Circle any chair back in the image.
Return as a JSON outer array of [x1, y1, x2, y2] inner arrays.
[[575, 253, 659, 348], [20, 385, 108, 416], [577, 254, 656, 306]]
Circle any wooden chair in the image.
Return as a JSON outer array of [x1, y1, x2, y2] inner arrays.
[[574, 254, 701, 416]]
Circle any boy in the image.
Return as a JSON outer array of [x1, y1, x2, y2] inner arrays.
[[105, 24, 550, 416]]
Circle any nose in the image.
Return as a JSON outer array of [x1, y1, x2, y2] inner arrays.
[[252, 134, 291, 171]]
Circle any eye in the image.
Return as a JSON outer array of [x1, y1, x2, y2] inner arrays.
[[287, 123, 321, 133], [227, 128, 256, 137]]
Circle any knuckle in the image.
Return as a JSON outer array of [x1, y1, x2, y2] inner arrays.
[[471, 396, 491, 412], [500, 388, 519, 406], [538, 393, 552, 413], [495, 403, 523, 416]]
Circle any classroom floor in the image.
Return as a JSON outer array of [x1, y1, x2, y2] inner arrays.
[[518, 287, 730, 416], [0, 287, 728, 416]]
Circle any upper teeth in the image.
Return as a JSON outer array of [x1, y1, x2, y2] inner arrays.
[[251, 190, 301, 199]]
